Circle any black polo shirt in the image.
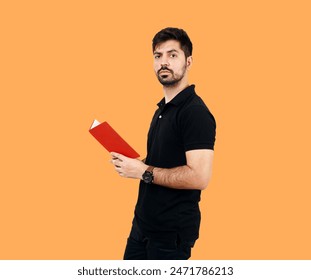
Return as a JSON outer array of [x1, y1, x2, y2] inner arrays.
[[134, 85, 216, 241]]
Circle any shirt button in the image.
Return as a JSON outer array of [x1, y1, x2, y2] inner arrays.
[[159, 115, 162, 119]]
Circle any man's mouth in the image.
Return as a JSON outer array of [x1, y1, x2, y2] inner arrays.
[[159, 69, 172, 76]]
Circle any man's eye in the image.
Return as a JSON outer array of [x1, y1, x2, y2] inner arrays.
[[170, 54, 177, 58], [154, 55, 160, 59]]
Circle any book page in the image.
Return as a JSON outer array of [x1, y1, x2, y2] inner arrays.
[[90, 119, 100, 129]]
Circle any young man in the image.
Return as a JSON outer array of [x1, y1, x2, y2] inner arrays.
[[110, 27, 216, 260]]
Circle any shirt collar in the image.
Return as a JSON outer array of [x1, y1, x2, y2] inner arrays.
[[157, 84, 196, 108]]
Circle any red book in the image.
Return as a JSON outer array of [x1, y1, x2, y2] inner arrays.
[[89, 119, 140, 158]]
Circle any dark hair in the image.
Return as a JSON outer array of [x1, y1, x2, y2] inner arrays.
[[152, 27, 193, 58]]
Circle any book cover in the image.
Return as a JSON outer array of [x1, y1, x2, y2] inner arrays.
[[89, 119, 140, 158]]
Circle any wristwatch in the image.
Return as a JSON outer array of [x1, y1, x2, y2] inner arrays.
[[142, 166, 155, 184]]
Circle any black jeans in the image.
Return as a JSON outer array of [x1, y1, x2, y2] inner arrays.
[[123, 221, 196, 260]]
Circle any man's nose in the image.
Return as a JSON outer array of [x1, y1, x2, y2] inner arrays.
[[160, 56, 169, 67]]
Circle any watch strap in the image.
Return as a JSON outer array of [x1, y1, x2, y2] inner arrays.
[[146, 166, 155, 173]]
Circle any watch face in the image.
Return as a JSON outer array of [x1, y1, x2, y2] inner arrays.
[[143, 171, 153, 184]]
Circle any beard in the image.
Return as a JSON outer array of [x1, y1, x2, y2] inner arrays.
[[156, 65, 187, 87]]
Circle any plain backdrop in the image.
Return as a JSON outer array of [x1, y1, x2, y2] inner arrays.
[[0, 0, 310, 259]]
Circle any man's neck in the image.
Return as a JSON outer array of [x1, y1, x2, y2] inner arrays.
[[163, 80, 189, 103]]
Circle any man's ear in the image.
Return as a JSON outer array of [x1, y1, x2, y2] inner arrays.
[[186, 56, 193, 68]]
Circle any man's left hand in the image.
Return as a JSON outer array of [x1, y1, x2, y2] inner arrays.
[[110, 152, 148, 179]]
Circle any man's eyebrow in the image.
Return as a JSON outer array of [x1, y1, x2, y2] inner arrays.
[[153, 49, 179, 55], [167, 49, 179, 53]]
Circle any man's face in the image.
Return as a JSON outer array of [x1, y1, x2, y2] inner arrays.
[[153, 40, 191, 86]]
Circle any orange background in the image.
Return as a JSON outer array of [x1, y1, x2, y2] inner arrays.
[[1, 0, 310, 259]]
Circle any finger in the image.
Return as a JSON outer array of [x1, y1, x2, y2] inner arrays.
[[114, 165, 121, 171], [115, 159, 123, 167], [111, 152, 126, 161], [110, 152, 119, 161], [111, 158, 121, 167], [111, 152, 119, 159], [119, 172, 127, 178], [109, 159, 117, 164]]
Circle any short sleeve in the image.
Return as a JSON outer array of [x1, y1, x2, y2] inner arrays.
[[180, 105, 216, 151]]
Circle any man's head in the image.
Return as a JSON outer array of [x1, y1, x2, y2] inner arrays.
[[152, 27, 193, 58], [152, 27, 193, 87]]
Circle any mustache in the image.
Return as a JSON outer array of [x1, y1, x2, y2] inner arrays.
[[158, 66, 173, 74]]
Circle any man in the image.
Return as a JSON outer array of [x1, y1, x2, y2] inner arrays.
[[110, 27, 216, 260]]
